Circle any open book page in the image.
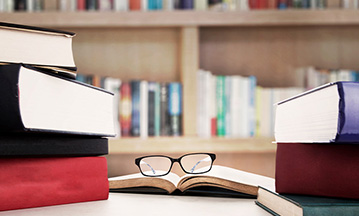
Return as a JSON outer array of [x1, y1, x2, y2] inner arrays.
[[109, 172, 181, 194], [177, 165, 275, 195]]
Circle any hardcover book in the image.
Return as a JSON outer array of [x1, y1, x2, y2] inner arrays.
[[275, 82, 359, 143], [0, 157, 109, 211], [0, 22, 76, 78], [0, 64, 115, 137], [276, 143, 359, 199], [256, 187, 359, 216], [109, 165, 274, 198], [0, 133, 108, 156]]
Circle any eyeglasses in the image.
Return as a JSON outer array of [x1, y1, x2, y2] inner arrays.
[[135, 153, 216, 177]]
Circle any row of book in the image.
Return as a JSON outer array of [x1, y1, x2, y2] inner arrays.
[[0, 22, 113, 211], [296, 66, 359, 90], [76, 74, 183, 138], [197, 69, 305, 138], [256, 81, 359, 215], [1, 0, 358, 12]]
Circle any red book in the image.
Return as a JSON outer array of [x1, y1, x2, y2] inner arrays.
[[257, 0, 268, 8], [211, 118, 217, 136], [249, 0, 258, 8], [276, 143, 359, 199], [77, 0, 86, 10], [267, 0, 277, 8], [120, 83, 132, 136], [130, 0, 141, 10], [0, 157, 109, 211]]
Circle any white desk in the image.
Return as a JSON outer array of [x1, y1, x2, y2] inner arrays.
[[0, 193, 271, 216]]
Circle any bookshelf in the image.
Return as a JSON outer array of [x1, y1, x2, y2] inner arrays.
[[2, 10, 359, 177]]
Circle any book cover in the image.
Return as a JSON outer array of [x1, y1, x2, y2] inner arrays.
[[0, 133, 108, 156], [276, 143, 359, 199], [216, 76, 226, 137], [120, 82, 132, 137], [0, 64, 115, 137], [256, 186, 359, 216], [275, 82, 359, 143], [131, 81, 141, 137], [160, 83, 170, 136], [168, 82, 182, 136], [148, 82, 156, 136], [0, 157, 109, 211]]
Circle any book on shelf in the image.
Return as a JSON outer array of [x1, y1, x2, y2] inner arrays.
[[131, 80, 141, 136], [168, 82, 182, 136], [120, 82, 132, 137], [0, 22, 77, 79], [0, 133, 108, 156], [0, 64, 115, 137], [140, 80, 149, 138], [275, 81, 359, 143], [256, 186, 359, 216], [0, 156, 109, 211], [109, 165, 274, 198], [160, 83, 170, 136], [276, 143, 359, 199], [104, 77, 122, 138]]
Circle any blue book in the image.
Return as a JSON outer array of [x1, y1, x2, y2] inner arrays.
[[168, 82, 182, 136], [275, 82, 359, 143], [256, 186, 359, 216], [248, 76, 256, 137], [180, 0, 193, 9], [131, 81, 141, 137]]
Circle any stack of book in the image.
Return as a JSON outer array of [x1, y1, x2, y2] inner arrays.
[[0, 22, 115, 211], [256, 81, 359, 215]]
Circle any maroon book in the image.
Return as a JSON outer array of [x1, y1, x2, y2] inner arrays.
[[276, 143, 359, 199]]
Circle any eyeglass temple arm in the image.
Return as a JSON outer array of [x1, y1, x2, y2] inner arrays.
[[140, 161, 156, 175], [190, 156, 212, 173]]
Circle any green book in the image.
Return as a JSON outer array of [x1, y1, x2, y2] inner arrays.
[[256, 187, 359, 216], [216, 76, 226, 136]]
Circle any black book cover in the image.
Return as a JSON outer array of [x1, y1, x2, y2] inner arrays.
[[15, 0, 26, 11], [160, 83, 170, 136], [131, 81, 141, 136], [86, 0, 98, 10], [148, 82, 156, 136], [0, 133, 108, 157]]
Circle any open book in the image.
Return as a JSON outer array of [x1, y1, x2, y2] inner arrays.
[[109, 165, 275, 198]]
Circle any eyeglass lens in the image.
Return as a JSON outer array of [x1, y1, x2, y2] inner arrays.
[[139, 153, 213, 176]]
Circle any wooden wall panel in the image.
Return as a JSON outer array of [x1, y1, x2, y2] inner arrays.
[[200, 26, 359, 87], [65, 27, 180, 82]]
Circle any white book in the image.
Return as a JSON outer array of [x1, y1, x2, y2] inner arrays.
[[99, 0, 113, 10], [237, 0, 249, 10], [204, 71, 212, 137], [194, 0, 208, 10], [58, 0, 76, 11], [197, 70, 204, 137], [140, 81, 148, 138], [260, 88, 271, 137], [230, 76, 241, 137], [104, 78, 122, 138], [0, 0, 5, 12], [26, 0, 34, 12], [163, 0, 174, 10], [4, 0, 14, 12], [239, 77, 249, 137], [142, 0, 148, 11], [337, 69, 352, 81], [114, 0, 129, 11]]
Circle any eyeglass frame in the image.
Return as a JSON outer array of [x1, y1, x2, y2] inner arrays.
[[135, 153, 216, 177]]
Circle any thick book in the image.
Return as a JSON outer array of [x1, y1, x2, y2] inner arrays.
[[131, 81, 141, 136], [0, 156, 109, 211], [0, 64, 115, 137], [0, 133, 108, 156], [256, 187, 359, 216], [168, 82, 182, 136], [109, 165, 274, 198], [275, 82, 359, 143], [276, 143, 359, 199], [0, 22, 76, 78]]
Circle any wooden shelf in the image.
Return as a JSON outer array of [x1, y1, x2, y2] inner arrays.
[[1, 10, 359, 28], [109, 137, 276, 154]]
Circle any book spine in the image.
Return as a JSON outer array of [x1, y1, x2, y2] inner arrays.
[[26, 0, 34, 11], [99, 0, 113, 10], [120, 83, 132, 137], [113, 0, 129, 10], [194, 0, 208, 10], [248, 76, 257, 137], [154, 83, 161, 136], [104, 78, 122, 138], [77, 0, 86, 10], [276, 143, 359, 199], [86, 0, 98, 10], [160, 83, 170, 136], [237, 0, 250, 10], [168, 82, 182, 136], [230, 76, 241, 137], [140, 81, 148, 138], [210, 74, 217, 136], [181, 0, 194, 8], [267, 0, 277, 8], [130, 0, 141, 9], [277, 0, 287, 9], [0, 157, 108, 211], [301, 0, 310, 7], [224, 76, 231, 137], [255, 86, 262, 137], [148, 82, 156, 136], [131, 81, 141, 137], [141, 0, 147, 10], [216, 76, 226, 137], [15, 0, 27, 10], [197, 70, 204, 137]]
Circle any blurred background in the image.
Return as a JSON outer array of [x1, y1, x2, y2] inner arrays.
[[3, 0, 359, 178]]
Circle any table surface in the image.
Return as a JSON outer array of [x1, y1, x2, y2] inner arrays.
[[0, 193, 271, 216]]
